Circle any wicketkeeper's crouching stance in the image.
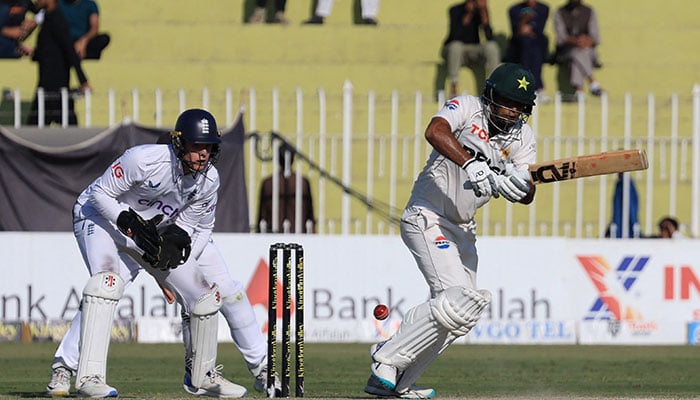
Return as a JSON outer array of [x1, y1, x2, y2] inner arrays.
[[365, 63, 539, 398], [50, 109, 247, 398]]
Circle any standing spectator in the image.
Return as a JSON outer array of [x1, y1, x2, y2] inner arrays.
[[303, 0, 380, 25], [26, 0, 90, 126], [441, 0, 501, 97], [0, 0, 37, 58], [247, 0, 288, 25], [505, 0, 550, 104], [552, 0, 603, 97], [605, 172, 640, 238], [364, 63, 537, 398], [58, 0, 110, 60], [658, 216, 686, 239], [257, 142, 315, 233]]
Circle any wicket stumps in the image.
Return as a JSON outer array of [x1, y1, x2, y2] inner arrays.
[[267, 243, 304, 398]]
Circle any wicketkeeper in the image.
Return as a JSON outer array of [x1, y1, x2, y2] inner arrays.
[[45, 109, 247, 398]]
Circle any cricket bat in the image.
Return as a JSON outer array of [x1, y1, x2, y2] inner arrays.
[[529, 149, 648, 184]]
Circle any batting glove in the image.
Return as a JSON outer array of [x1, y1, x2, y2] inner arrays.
[[462, 159, 498, 198], [496, 168, 532, 203]]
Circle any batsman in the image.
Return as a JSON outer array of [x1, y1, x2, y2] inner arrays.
[[48, 109, 246, 398], [364, 63, 538, 398]]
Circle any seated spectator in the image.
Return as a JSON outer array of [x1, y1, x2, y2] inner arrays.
[[552, 0, 603, 98], [303, 0, 380, 25], [0, 0, 37, 58], [440, 0, 500, 97], [658, 216, 686, 239], [248, 0, 289, 25], [58, 0, 109, 59], [504, 0, 550, 104], [26, 0, 91, 126], [257, 142, 315, 234], [247, 0, 288, 24]]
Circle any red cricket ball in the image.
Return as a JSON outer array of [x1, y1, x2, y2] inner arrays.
[[373, 304, 390, 320]]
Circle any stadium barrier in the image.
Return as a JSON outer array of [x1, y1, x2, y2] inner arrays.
[[1, 233, 699, 345], [2, 84, 699, 237]]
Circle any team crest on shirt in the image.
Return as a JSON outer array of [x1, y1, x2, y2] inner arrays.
[[147, 180, 161, 189], [445, 99, 460, 110], [434, 236, 450, 249]]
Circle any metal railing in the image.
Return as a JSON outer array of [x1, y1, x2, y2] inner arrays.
[[3, 83, 699, 237]]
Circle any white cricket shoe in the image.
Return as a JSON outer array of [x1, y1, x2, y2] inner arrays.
[[369, 342, 399, 390], [365, 374, 435, 399], [46, 366, 72, 396], [184, 365, 247, 398], [249, 357, 281, 396], [76, 375, 118, 398]]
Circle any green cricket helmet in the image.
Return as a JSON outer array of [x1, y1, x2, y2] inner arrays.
[[481, 63, 536, 142]]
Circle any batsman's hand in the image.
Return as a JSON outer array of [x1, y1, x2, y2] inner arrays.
[[152, 224, 191, 271], [496, 167, 532, 203], [117, 208, 163, 266], [462, 158, 498, 198]]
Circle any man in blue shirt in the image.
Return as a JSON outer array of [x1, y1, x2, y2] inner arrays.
[[58, 0, 109, 59]]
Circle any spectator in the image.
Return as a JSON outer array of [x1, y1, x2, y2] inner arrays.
[[26, 0, 90, 126], [441, 0, 500, 97], [257, 142, 315, 233], [0, 0, 37, 58], [658, 216, 686, 239], [303, 0, 380, 25], [247, 0, 288, 25], [552, 0, 603, 98], [58, 0, 109, 60], [605, 172, 640, 238], [504, 0, 550, 104]]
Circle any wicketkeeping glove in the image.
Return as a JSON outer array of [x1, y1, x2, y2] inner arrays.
[[117, 208, 163, 266], [496, 168, 532, 203], [462, 158, 498, 198], [152, 224, 191, 271]]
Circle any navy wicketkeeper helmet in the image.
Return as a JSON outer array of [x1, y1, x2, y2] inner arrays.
[[170, 108, 221, 165]]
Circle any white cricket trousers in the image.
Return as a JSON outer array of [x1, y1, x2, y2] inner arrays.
[[400, 206, 478, 299]]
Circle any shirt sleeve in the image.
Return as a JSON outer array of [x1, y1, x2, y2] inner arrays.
[[189, 212, 214, 260], [88, 147, 145, 223]]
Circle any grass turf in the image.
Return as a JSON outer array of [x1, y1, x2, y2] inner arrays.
[[1, 342, 699, 399]]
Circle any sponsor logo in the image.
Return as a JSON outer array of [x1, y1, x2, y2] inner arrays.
[[531, 161, 576, 183], [137, 198, 179, 217], [434, 236, 450, 249], [147, 180, 161, 189], [578, 255, 656, 337], [111, 162, 124, 178], [445, 99, 460, 110]]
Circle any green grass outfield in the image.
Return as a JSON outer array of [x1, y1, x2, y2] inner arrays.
[[1, 342, 699, 399]]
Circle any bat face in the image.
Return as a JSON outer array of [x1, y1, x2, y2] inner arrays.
[[529, 149, 648, 185]]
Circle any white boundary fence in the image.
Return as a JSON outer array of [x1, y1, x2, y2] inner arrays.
[[3, 83, 700, 238]]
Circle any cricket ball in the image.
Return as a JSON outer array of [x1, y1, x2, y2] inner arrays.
[[373, 304, 390, 320]]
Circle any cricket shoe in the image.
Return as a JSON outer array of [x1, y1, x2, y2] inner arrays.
[[183, 365, 247, 398], [46, 366, 73, 396], [369, 342, 398, 390], [249, 357, 282, 396], [76, 375, 118, 398], [365, 374, 435, 399]]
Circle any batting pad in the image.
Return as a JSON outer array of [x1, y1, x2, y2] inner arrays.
[[190, 285, 222, 388], [76, 272, 125, 386], [373, 287, 491, 371]]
